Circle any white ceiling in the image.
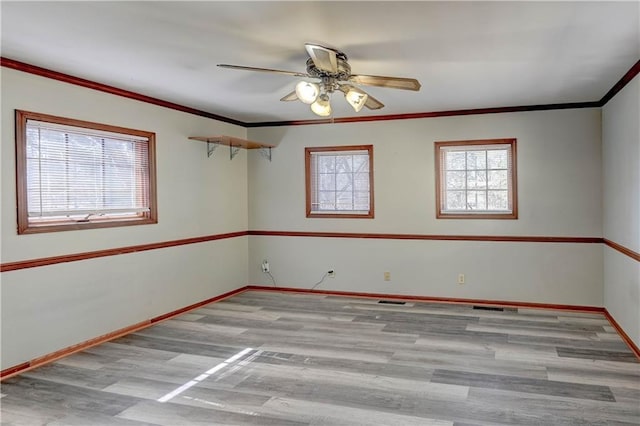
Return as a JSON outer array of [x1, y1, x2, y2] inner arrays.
[[2, 1, 638, 124]]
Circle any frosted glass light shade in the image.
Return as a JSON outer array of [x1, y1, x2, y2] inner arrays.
[[345, 87, 369, 112], [310, 95, 332, 117], [295, 81, 320, 104]]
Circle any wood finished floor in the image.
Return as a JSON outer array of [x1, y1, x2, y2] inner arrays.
[[1, 290, 639, 425]]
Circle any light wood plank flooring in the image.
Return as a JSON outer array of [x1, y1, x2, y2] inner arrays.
[[1, 290, 639, 425]]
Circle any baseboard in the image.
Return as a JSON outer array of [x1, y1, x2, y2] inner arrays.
[[0, 286, 250, 381], [246, 285, 604, 313], [604, 309, 640, 359]]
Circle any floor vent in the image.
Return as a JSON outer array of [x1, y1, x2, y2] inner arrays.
[[378, 300, 406, 305], [473, 306, 504, 311]]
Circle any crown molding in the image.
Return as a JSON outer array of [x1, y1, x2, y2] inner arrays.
[[0, 57, 245, 127], [599, 59, 640, 106], [2, 56, 638, 128], [246, 101, 601, 127]]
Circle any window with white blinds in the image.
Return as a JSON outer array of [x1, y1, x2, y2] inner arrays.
[[16, 110, 157, 233], [435, 139, 517, 219], [305, 145, 374, 218]]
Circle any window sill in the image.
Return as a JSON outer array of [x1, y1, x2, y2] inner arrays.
[[18, 217, 157, 234], [436, 212, 517, 220], [307, 212, 374, 219]]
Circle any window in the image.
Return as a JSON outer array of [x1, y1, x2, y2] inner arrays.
[[435, 138, 517, 219], [16, 110, 157, 234], [305, 145, 374, 218]]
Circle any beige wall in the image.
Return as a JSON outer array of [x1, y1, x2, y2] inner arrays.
[[0, 69, 249, 369], [247, 109, 604, 306], [602, 74, 640, 347], [3, 64, 636, 370], [248, 110, 602, 236]]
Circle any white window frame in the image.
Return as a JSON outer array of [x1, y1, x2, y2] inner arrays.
[[15, 110, 157, 234], [435, 138, 517, 219]]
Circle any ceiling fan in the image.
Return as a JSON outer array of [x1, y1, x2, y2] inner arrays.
[[218, 43, 421, 117]]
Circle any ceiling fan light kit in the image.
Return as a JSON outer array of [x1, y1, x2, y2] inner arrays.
[[219, 42, 421, 118], [295, 81, 320, 104], [344, 86, 369, 112], [310, 93, 332, 117]]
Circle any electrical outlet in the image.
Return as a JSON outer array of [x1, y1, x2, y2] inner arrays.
[[261, 260, 270, 273], [384, 271, 391, 281], [458, 273, 465, 284], [328, 270, 335, 278]]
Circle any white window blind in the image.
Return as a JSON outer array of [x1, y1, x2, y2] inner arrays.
[[309, 149, 370, 214], [25, 119, 151, 222]]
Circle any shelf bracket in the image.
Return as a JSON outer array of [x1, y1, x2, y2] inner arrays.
[[191, 136, 273, 161], [259, 147, 272, 162], [230, 145, 241, 160], [206, 141, 219, 158]]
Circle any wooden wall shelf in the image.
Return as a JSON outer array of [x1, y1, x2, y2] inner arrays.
[[189, 135, 275, 149], [189, 135, 275, 160]]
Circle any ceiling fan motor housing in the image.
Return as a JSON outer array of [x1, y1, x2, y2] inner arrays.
[[305, 57, 351, 82]]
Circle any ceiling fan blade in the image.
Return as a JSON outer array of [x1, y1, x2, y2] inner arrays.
[[217, 64, 308, 78], [349, 74, 421, 91], [364, 93, 384, 110], [280, 91, 298, 102], [304, 43, 338, 73]]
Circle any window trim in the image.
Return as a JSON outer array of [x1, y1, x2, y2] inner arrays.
[[15, 110, 158, 234], [435, 138, 517, 219], [305, 145, 374, 219]]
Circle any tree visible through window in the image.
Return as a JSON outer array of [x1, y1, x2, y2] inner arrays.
[[435, 139, 517, 219], [305, 145, 374, 218], [16, 110, 157, 234]]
